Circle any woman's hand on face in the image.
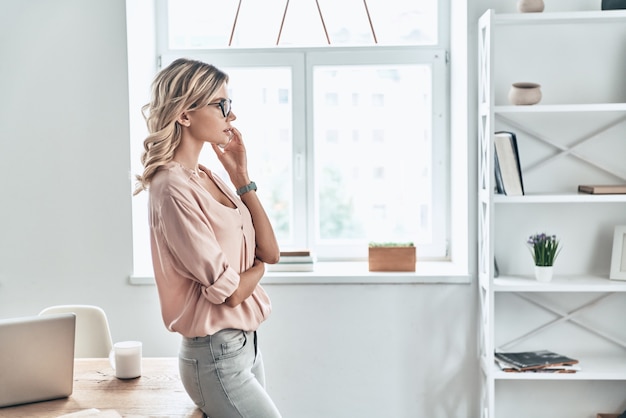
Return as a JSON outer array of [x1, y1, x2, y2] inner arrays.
[[211, 127, 250, 186]]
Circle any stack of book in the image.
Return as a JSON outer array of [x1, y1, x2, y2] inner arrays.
[[267, 250, 315, 272], [494, 350, 580, 373]]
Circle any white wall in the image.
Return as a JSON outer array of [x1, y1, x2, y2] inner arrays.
[[0, 1, 480, 417]]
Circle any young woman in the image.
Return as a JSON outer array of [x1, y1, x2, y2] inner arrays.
[[134, 58, 282, 418]]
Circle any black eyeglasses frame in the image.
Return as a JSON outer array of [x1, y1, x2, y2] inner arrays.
[[208, 98, 232, 118]]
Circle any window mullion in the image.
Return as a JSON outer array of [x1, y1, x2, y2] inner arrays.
[[154, 0, 170, 56], [291, 53, 309, 251]]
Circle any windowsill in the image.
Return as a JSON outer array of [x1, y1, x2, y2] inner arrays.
[[129, 261, 471, 285]]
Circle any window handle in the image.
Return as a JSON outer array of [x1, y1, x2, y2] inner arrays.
[[295, 152, 304, 181]]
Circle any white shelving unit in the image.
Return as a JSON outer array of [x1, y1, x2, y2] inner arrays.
[[478, 9, 626, 418]]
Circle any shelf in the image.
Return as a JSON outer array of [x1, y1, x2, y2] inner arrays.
[[493, 275, 626, 292], [494, 10, 626, 25], [478, 8, 626, 416], [493, 355, 626, 380], [493, 193, 626, 204], [495, 103, 626, 113]]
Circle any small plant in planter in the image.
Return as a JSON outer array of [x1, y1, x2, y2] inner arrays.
[[527, 233, 560, 267], [527, 233, 561, 282], [368, 242, 416, 272]]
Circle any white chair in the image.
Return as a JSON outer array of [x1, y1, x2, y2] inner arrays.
[[39, 305, 113, 358]]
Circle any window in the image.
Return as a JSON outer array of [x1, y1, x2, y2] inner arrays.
[[130, 0, 454, 277]]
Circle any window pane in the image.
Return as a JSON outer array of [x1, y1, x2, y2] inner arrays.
[[166, 0, 438, 48], [316, 0, 374, 45], [200, 67, 294, 244], [365, 0, 438, 45], [231, 0, 291, 46], [274, 0, 330, 46], [167, 0, 239, 48], [313, 64, 433, 246]]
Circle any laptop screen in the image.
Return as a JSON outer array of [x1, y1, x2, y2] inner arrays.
[[0, 313, 76, 408]]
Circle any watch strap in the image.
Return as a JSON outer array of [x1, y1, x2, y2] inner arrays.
[[236, 181, 257, 196]]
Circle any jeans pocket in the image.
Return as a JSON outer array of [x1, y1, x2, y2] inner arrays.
[[179, 356, 206, 408], [217, 330, 247, 360]]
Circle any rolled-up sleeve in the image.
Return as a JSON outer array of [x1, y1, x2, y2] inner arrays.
[[156, 194, 240, 304]]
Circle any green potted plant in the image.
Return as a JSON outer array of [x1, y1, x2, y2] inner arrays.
[[368, 242, 416, 272], [527, 233, 561, 282]]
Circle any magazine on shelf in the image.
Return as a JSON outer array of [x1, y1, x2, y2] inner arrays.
[[494, 350, 579, 371], [494, 131, 524, 196], [495, 357, 580, 373]]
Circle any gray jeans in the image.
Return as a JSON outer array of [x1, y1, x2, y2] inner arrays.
[[179, 329, 282, 418]]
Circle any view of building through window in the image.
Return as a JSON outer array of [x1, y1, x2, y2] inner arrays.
[[205, 64, 434, 246], [313, 65, 432, 244], [198, 67, 295, 243]]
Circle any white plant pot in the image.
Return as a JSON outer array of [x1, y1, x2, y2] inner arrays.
[[534, 265, 553, 282], [509, 82, 542, 105], [518, 0, 545, 13]]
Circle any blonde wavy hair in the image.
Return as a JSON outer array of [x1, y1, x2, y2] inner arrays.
[[133, 58, 229, 195]]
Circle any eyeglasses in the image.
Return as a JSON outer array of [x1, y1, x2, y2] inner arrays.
[[208, 98, 232, 118]]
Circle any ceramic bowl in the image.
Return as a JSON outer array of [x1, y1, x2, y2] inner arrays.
[[508, 82, 542, 105]]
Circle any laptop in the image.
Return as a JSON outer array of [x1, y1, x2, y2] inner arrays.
[[0, 313, 76, 408]]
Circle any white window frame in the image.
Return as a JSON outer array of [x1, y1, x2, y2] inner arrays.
[[160, 47, 448, 261], [127, 0, 470, 283]]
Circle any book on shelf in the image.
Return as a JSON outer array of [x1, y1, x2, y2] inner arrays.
[[494, 131, 524, 196], [276, 256, 314, 263], [267, 263, 314, 272], [277, 250, 314, 263], [494, 350, 579, 372], [267, 250, 315, 272], [578, 184, 626, 195], [279, 250, 311, 257]]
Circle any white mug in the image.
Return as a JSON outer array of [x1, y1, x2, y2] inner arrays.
[[109, 341, 142, 379]]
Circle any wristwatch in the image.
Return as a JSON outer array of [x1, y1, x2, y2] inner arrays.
[[236, 181, 257, 196]]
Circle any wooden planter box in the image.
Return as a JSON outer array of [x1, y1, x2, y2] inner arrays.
[[368, 246, 416, 272]]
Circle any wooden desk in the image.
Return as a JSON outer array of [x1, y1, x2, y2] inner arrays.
[[0, 358, 203, 418]]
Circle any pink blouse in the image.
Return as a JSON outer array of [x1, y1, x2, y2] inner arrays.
[[148, 162, 271, 338]]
